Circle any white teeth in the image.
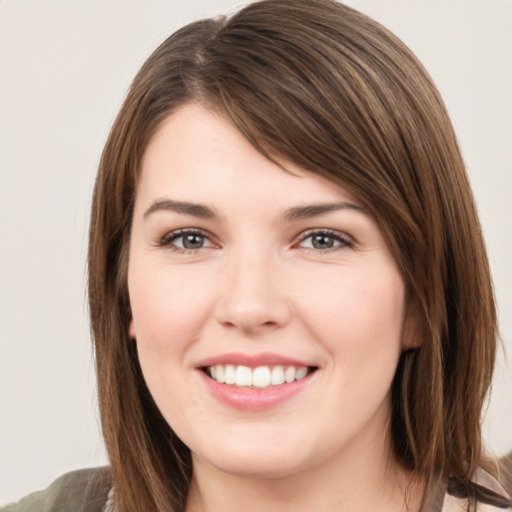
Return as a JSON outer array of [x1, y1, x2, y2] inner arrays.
[[295, 366, 308, 380], [235, 365, 253, 386], [271, 366, 285, 385], [284, 366, 296, 383], [207, 364, 311, 388], [224, 364, 236, 385], [215, 364, 225, 383], [253, 366, 271, 388]]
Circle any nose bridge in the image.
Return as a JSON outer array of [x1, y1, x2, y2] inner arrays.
[[215, 240, 289, 332]]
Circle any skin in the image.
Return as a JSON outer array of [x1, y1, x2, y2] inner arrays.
[[128, 103, 423, 512]]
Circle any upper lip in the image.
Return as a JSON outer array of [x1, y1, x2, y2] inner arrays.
[[196, 352, 316, 369]]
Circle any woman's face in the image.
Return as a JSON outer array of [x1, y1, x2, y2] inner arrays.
[[128, 103, 413, 480]]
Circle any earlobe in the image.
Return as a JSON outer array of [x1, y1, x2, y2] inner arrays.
[[129, 319, 136, 339]]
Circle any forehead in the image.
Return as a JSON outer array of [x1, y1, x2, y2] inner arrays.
[[137, 103, 360, 210]]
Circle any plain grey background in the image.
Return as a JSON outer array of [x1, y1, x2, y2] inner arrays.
[[1, 0, 511, 505]]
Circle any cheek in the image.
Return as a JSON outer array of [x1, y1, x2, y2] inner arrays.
[[129, 262, 214, 353], [128, 263, 214, 425], [295, 266, 405, 359]]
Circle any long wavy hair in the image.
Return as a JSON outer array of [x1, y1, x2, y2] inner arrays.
[[88, 1, 504, 510]]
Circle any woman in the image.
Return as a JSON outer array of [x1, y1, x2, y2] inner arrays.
[[4, 0, 511, 511]]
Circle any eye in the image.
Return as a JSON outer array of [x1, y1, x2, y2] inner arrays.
[[297, 230, 353, 251], [159, 229, 214, 251]]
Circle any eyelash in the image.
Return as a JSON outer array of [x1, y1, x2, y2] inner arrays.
[[157, 228, 213, 253], [295, 229, 354, 252], [156, 228, 353, 253]]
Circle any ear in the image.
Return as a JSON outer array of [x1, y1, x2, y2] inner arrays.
[[129, 319, 136, 339], [402, 297, 422, 350]]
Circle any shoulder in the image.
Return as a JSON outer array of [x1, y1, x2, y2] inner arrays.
[[1, 467, 111, 512], [499, 452, 512, 497], [440, 453, 512, 512]]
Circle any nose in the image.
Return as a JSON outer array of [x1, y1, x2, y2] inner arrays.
[[214, 246, 291, 335]]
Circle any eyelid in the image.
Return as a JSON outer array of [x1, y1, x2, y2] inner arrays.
[[156, 227, 217, 251], [154, 227, 354, 253], [294, 228, 354, 250]]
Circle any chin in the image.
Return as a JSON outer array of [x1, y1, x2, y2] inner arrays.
[[191, 434, 317, 480], [205, 453, 308, 480]]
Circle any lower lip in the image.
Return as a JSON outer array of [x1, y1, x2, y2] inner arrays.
[[197, 370, 315, 411]]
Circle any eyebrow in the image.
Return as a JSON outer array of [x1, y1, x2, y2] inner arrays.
[[144, 199, 219, 220], [143, 199, 363, 221], [282, 202, 364, 221]]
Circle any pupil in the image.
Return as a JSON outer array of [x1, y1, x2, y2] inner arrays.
[[183, 234, 203, 249], [312, 234, 333, 249]]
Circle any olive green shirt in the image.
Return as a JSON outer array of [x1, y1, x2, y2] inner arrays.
[[3, 456, 512, 512], [1, 468, 111, 512]]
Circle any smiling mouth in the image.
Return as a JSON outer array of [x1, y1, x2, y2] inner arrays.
[[202, 364, 318, 388]]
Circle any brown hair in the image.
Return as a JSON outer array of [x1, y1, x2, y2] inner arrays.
[[87, 1, 503, 510]]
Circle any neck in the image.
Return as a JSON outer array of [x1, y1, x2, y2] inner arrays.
[[186, 432, 425, 512]]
